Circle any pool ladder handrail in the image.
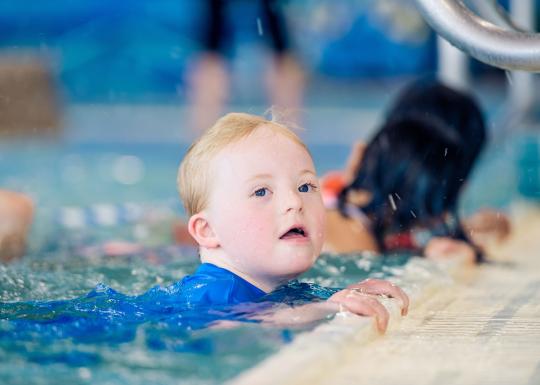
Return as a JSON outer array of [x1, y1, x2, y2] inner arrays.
[[413, 0, 540, 72]]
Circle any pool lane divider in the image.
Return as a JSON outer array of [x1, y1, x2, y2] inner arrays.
[[230, 255, 469, 385]]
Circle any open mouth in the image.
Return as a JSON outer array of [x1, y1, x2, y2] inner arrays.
[[280, 226, 307, 240]]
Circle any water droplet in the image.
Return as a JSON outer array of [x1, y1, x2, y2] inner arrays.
[[257, 18, 264, 36], [388, 194, 397, 211]]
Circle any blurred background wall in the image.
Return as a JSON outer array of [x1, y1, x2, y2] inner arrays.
[[0, 0, 518, 103]]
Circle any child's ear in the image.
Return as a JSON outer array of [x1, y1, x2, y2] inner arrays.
[[187, 212, 220, 249]]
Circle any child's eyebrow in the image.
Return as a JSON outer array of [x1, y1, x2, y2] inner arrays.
[[300, 169, 316, 177], [245, 170, 316, 184], [245, 173, 273, 183]]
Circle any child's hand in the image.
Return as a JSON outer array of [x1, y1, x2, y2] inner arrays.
[[328, 279, 409, 333], [346, 278, 409, 316], [424, 237, 476, 264]]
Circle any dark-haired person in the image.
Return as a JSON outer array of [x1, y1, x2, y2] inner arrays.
[[323, 80, 510, 263]]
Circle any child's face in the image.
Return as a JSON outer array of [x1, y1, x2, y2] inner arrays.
[[205, 125, 326, 288]]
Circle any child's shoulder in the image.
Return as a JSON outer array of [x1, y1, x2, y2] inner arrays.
[[180, 263, 265, 307]]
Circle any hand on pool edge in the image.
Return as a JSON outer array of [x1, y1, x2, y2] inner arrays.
[[328, 278, 409, 334], [346, 278, 409, 316], [328, 288, 390, 333]]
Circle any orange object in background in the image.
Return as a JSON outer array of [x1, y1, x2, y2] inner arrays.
[[320, 171, 346, 208]]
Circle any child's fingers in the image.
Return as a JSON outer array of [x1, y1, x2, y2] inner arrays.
[[351, 295, 389, 334], [348, 279, 409, 316], [332, 292, 389, 333]]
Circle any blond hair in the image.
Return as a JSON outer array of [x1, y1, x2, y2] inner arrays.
[[178, 112, 308, 216]]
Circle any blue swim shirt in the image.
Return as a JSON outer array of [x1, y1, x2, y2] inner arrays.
[[179, 263, 267, 307]]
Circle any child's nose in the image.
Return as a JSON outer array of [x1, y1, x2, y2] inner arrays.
[[284, 189, 303, 213]]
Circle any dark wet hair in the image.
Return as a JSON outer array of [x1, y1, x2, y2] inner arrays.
[[339, 79, 486, 258], [385, 79, 486, 187]]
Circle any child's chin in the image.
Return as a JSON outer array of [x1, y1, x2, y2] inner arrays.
[[281, 255, 316, 274]]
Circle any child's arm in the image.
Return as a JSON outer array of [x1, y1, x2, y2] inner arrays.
[[323, 209, 379, 254], [254, 279, 409, 333]]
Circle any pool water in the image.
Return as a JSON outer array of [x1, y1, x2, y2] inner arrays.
[[0, 131, 531, 384], [0, 243, 410, 385]]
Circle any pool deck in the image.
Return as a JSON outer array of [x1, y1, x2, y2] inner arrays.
[[232, 203, 540, 385]]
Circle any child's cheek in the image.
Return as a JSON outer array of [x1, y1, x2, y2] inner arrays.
[[315, 210, 327, 248], [243, 213, 272, 238]]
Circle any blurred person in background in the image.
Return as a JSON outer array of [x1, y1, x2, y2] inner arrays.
[[0, 189, 34, 262], [322, 80, 510, 263], [188, 0, 304, 133]]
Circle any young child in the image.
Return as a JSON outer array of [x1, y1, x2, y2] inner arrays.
[[176, 112, 409, 332]]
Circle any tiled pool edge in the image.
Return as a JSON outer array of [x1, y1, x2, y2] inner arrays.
[[231, 256, 468, 385]]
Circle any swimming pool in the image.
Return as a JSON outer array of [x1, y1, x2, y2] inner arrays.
[[0, 104, 535, 385]]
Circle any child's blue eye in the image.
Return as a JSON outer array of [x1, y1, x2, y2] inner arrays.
[[254, 188, 268, 197], [298, 183, 316, 193]]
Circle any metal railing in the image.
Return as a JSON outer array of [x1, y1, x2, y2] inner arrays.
[[413, 0, 540, 72]]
